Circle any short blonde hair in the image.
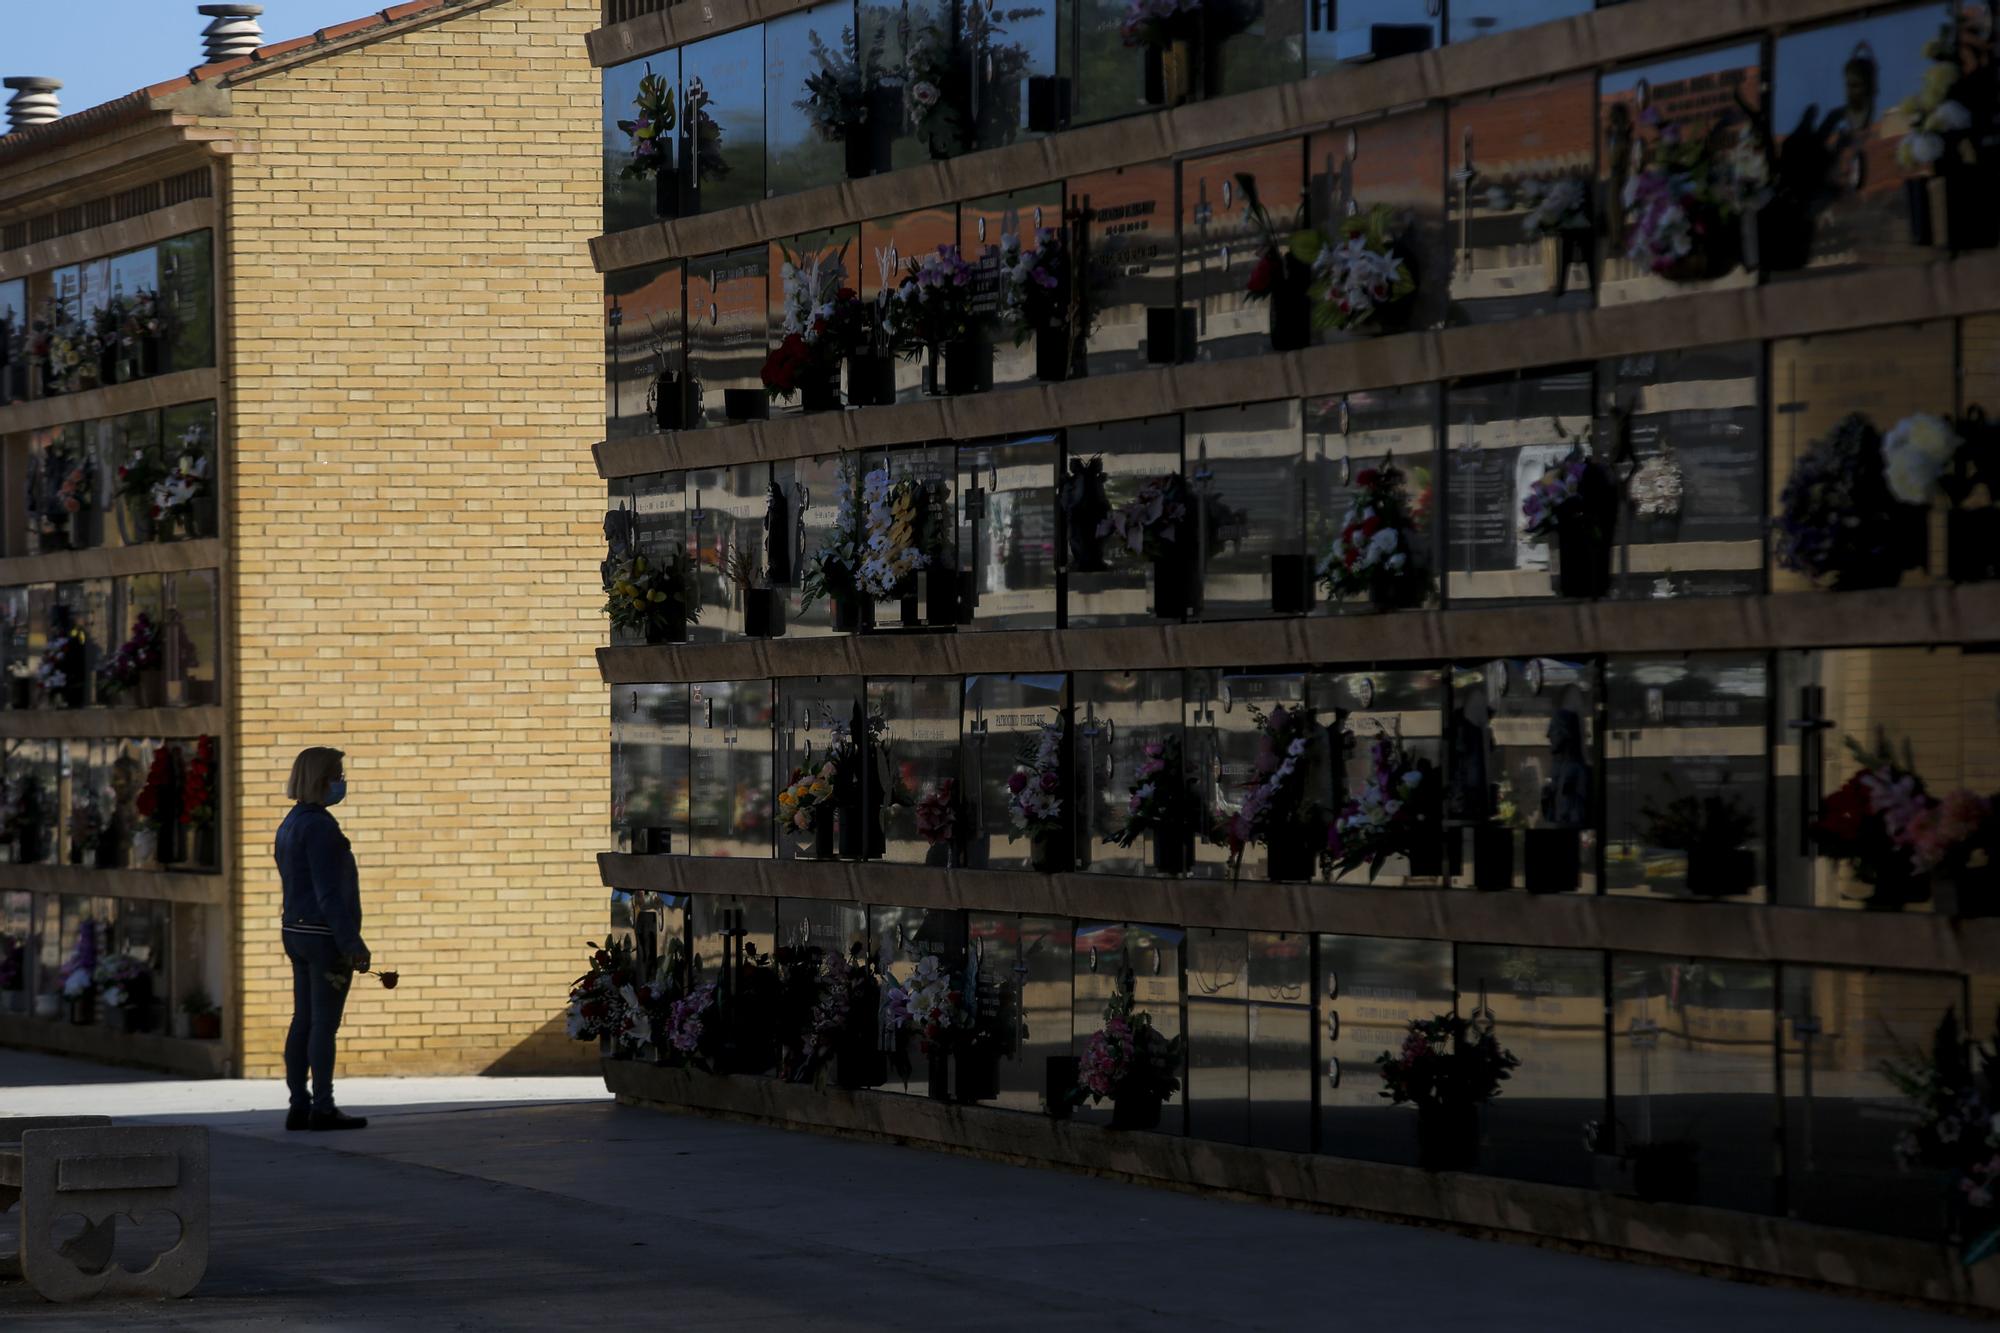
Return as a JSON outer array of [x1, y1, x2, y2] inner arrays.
[[287, 747, 345, 804]]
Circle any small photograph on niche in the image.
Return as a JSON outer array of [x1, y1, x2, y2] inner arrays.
[[1447, 657, 1600, 895], [860, 205, 966, 403], [1183, 139, 1309, 362], [1070, 161, 1179, 375], [1309, 109, 1449, 336], [686, 247, 770, 427], [960, 187, 1069, 391], [1307, 0, 1437, 74], [1446, 76, 1598, 323], [957, 433, 1061, 632], [1598, 41, 1764, 306], [1185, 400, 1301, 623], [1305, 385, 1441, 617], [1442, 366, 1597, 605], [1772, 5, 1988, 274], [1598, 342, 1766, 599], [605, 263, 685, 438]]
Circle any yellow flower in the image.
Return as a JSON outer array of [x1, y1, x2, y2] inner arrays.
[[778, 791, 796, 807]]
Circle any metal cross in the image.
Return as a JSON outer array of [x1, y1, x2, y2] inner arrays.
[[1453, 127, 1477, 271]]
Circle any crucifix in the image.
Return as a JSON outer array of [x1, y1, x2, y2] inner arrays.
[[1453, 126, 1477, 272]]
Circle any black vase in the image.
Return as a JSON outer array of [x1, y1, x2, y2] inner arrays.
[[927, 1049, 952, 1102], [1632, 1150, 1700, 1205], [1045, 1055, 1081, 1119], [1025, 75, 1069, 134], [952, 1047, 1000, 1104], [1417, 1102, 1478, 1171], [1152, 547, 1195, 619], [1266, 828, 1317, 883], [1472, 825, 1514, 891], [1861, 871, 1932, 911], [650, 372, 685, 433], [844, 354, 896, 408], [1936, 865, 2000, 919], [633, 827, 672, 856], [1405, 840, 1444, 880], [836, 800, 885, 860], [722, 388, 768, 422], [1269, 263, 1312, 352], [1684, 845, 1755, 898], [138, 335, 160, 379], [1145, 306, 1193, 364], [742, 588, 779, 639], [99, 342, 119, 387], [1270, 553, 1313, 615], [1949, 507, 2000, 584], [924, 568, 959, 628], [7, 677, 29, 710], [1524, 827, 1581, 894], [812, 815, 837, 861], [799, 373, 840, 413], [61, 674, 86, 710], [194, 823, 219, 870], [654, 167, 680, 220], [834, 1037, 888, 1090], [945, 339, 991, 396], [1553, 506, 1613, 599], [1749, 194, 1812, 273], [1031, 827, 1073, 874], [843, 129, 873, 181], [829, 596, 873, 634], [1035, 324, 1078, 383], [1153, 829, 1192, 877], [1111, 1093, 1163, 1131], [160, 821, 188, 867], [643, 602, 689, 645]]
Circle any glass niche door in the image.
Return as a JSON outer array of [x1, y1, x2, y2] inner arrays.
[[1065, 415, 1182, 628], [1072, 668, 1183, 878], [956, 432, 1060, 631], [961, 673, 1069, 872], [869, 675, 961, 866], [686, 679, 775, 858], [1187, 399, 1303, 623], [1185, 668, 1340, 882]]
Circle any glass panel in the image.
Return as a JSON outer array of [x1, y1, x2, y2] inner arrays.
[[778, 453, 846, 638], [1327, 666, 1448, 885], [869, 675, 961, 865], [687, 246, 769, 427], [612, 684, 691, 855], [1310, 0, 1435, 74], [686, 462, 769, 639], [1216, 0, 1304, 95], [0, 890, 28, 1012], [1072, 920, 1185, 1130], [1600, 341, 1765, 598], [687, 679, 775, 857], [1185, 139, 1305, 363], [1187, 399, 1301, 622], [1605, 654, 1769, 903], [966, 0, 1057, 151], [956, 431, 1060, 631], [0, 277, 24, 408], [766, 226, 859, 418], [1768, 321, 1951, 594], [1186, 669, 1339, 881], [1782, 965, 1962, 1238], [869, 443, 957, 629], [684, 26, 766, 213], [1064, 415, 1181, 628], [602, 52, 677, 235], [1248, 929, 1313, 1152], [774, 675, 866, 860], [765, 3, 847, 199], [1447, 77, 1597, 324], [166, 568, 219, 706], [1065, 0, 1148, 126], [858, 205, 959, 402], [1456, 943, 1605, 1187], [961, 672, 1068, 870], [1186, 927, 1250, 1145], [1442, 366, 1595, 604], [1309, 109, 1450, 333], [104, 411, 160, 549], [1447, 657, 1601, 894], [1305, 383, 1441, 615], [1451, 0, 1593, 42], [1318, 934, 1458, 1165], [689, 892, 777, 995], [606, 262, 684, 439], [981, 913, 1073, 1112], [1771, 6, 1944, 276], [1610, 953, 1777, 1214], [959, 187, 1065, 391], [1599, 43, 1763, 307], [776, 897, 869, 958], [107, 738, 149, 871], [1073, 668, 1183, 876], [1072, 161, 1177, 376], [159, 400, 217, 542], [158, 231, 215, 373]]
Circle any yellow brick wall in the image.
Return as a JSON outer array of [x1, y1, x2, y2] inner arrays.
[[218, 0, 605, 1075]]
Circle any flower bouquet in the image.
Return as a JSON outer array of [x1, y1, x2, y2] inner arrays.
[[57, 917, 97, 1021], [779, 760, 839, 856], [602, 548, 700, 644], [882, 245, 986, 396], [763, 245, 861, 411], [36, 612, 86, 710], [1882, 1007, 2000, 1263], [617, 62, 679, 218], [566, 938, 656, 1058], [1238, 172, 1318, 352], [797, 24, 892, 180], [94, 954, 154, 1032], [1881, 408, 2000, 585], [29, 441, 91, 552], [151, 429, 213, 540], [136, 745, 184, 866], [857, 464, 929, 601], [1008, 713, 1070, 872], [1097, 472, 1200, 618], [998, 227, 1083, 382], [1121, 0, 1206, 106], [1113, 737, 1196, 875], [1620, 106, 1752, 283], [1326, 734, 1441, 882], [800, 457, 870, 631], [886, 950, 1000, 1101], [1520, 446, 1618, 599], [1776, 412, 1928, 591], [1309, 204, 1415, 335], [915, 777, 963, 867], [1895, 20, 1999, 252], [1817, 733, 1995, 912], [1316, 460, 1432, 611], [898, 2, 968, 159], [663, 980, 721, 1069], [1073, 983, 1184, 1129], [114, 440, 169, 543], [182, 734, 220, 868], [95, 610, 165, 708], [1517, 174, 1592, 297], [1642, 779, 1758, 898], [121, 290, 166, 378], [1223, 703, 1330, 882], [1378, 1011, 1520, 1171]]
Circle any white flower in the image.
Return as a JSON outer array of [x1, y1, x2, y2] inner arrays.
[[1882, 411, 1960, 505], [1484, 185, 1511, 212], [1402, 770, 1424, 788], [1899, 131, 1946, 169], [1286, 738, 1307, 758], [1927, 100, 1972, 133], [911, 81, 940, 108], [1365, 527, 1401, 562]]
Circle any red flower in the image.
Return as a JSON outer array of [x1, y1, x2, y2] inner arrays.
[[1354, 469, 1378, 488], [1362, 515, 1382, 538], [759, 333, 814, 396], [1817, 776, 1873, 844], [1245, 252, 1278, 296]]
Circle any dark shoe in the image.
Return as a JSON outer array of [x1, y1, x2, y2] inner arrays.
[[308, 1109, 368, 1132], [285, 1107, 310, 1132]]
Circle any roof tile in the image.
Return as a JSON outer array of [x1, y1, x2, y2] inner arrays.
[[187, 56, 255, 84], [253, 35, 321, 61], [316, 16, 385, 41], [381, 1, 446, 20]]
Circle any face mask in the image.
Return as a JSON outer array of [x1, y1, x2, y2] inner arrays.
[[324, 778, 347, 806]]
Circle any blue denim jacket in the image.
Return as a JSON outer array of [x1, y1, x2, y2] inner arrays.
[[275, 803, 363, 956]]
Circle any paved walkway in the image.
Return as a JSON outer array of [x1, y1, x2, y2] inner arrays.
[[0, 1050, 1976, 1329]]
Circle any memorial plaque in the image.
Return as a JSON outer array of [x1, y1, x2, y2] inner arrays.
[[1071, 161, 1178, 375], [962, 673, 1069, 871], [1317, 933, 1456, 1165], [778, 452, 849, 639], [683, 26, 767, 214], [685, 462, 770, 640], [687, 246, 769, 427], [859, 205, 960, 402], [1456, 943, 1605, 1188], [1072, 668, 1183, 877], [1447, 656, 1601, 894], [869, 675, 962, 865], [960, 187, 1065, 390], [612, 683, 692, 855], [606, 262, 684, 439], [957, 432, 1060, 631]]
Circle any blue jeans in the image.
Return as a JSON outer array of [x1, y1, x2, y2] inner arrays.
[[283, 932, 352, 1113]]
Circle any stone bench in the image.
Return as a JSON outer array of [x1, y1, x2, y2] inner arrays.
[[0, 1117, 209, 1302]]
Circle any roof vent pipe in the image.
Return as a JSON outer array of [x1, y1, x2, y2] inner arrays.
[[3, 78, 61, 133], [198, 4, 264, 63]]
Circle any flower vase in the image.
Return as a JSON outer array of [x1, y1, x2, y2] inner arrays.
[[1045, 1055, 1081, 1119], [1030, 827, 1073, 874], [836, 800, 884, 860], [829, 595, 873, 634], [159, 821, 188, 867], [1655, 205, 1741, 283], [1551, 503, 1613, 600], [61, 674, 86, 711], [1152, 828, 1192, 877], [1270, 552, 1314, 615], [843, 129, 874, 182], [1266, 829, 1316, 883], [67, 995, 94, 1026], [834, 1037, 888, 1089], [643, 602, 688, 645], [812, 814, 837, 861], [1684, 845, 1755, 898], [599, 1034, 633, 1061], [190, 1010, 221, 1040], [98, 342, 119, 387], [6, 677, 28, 711], [1542, 228, 1592, 297], [123, 497, 156, 544], [798, 372, 840, 413], [1523, 826, 1580, 894], [1416, 1102, 1478, 1171], [1948, 507, 2000, 584], [896, 573, 922, 629], [943, 338, 989, 396], [1861, 870, 1932, 912], [653, 166, 680, 220], [186, 495, 217, 541], [1935, 865, 2000, 919], [952, 1047, 1000, 1104], [1746, 194, 1812, 273], [1269, 261, 1313, 352], [1035, 323, 1077, 383], [194, 823, 219, 870], [1831, 502, 1929, 590], [1472, 825, 1514, 891], [742, 587, 779, 639], [1405, 840, 1444, 880], [844, 354, 895, 407], [1151, 546, 1196, 619], [138, 335, 161, 379], [16, 825, 46, 866], [136, 668, 166, 710], [650, 372, 686, 433], [1110, 1092, 1164, 1131], [722, 388, 768, 422], [926, 1049, 952, 1102], [924, 567, 960, 627], [632, 826, 671, 855]]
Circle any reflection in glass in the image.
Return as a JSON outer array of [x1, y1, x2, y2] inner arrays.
[[1309, 0, 1436, 74], [1605, 655, 1769, 903], [1073, 669, 1183, 876], [1457, 943, 1604, 1187], [683, 26, 767, 213], [1447, 78, 1597, 323], [687, 247, 769, 427], [1443, 367, 1594, 604], [1318, 934, 1455, 1165], [166, 569, 218, 706], [1310, 110, 1449, 333], [960, 187, 1065, 389], [977, 913, 1072, 1112], [1072, 161, 1178, 375], [1185, 139, 1306, 362], [962, 672, 1068, 870], [687, 679, 775, 857], [870, 676, 961, 865], [765, 4, 848, 199], [1072, 920, 1185, 1130], [1448, 657, 1600, 894], [603, 53, 678, 234], [775, 676, 867, 861], [1065, 416, 1181, 628], [779, 453, 847, 638], [956, 433, 1060, 631], [873, 902, 967, 1094], [686, 462, 769, 639], [1450, 0, 1592, 43], [612, 684, 691, 854], [1187, 928, 1250, 1145], [1610, 954, 1777, 1214], [1305, 383, 1440, 615], [1327, 667, 1446, 885], [606, 263, 684, 438], [158, 231, 215, 373], [1188, 399, 1301, 622], [0, 891, 29, 1010], [859, 206, 959, 402], [1063, 0, 1148, 125], [1185, 669, 1338, 881]]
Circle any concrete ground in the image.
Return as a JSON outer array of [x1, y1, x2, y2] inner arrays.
[[0, 1050, 1979, 1330]]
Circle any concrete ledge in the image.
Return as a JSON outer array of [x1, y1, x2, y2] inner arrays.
[[0, 704, 224, 740], [0, 539, 221, 589], [0, 198, 215, 282], [599, 851, 2000, 974], [0, 862, 224, 906], [0, 369, 218, 436], [0, 1013, 225, 1077], [596, 252, 2000, 478], [604, 1058, 2000, 1316]]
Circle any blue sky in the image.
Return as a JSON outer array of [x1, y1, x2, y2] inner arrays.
[[9, 1, 376, 115]]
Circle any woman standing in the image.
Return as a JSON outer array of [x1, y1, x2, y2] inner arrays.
[[275, 746, 369, 1131]]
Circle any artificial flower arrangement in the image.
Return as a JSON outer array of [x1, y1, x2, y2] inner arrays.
[[94, 610, 163, 705], [1310, 204, 1416, 334], [915, 777, 961, 861], [778, 758, 838, 840], [884, 951, 970, 1059], [1222, 702, 1330, 881], [1816, 733, 1995, 911], [1008, 714, 1068, 869], [797, 24, 889, 165], [997, 226, 1093, 381], [1316, 460, 1433, 611], [58, 916, 97, 1005], [1112, 737, 1197, 874], [68, 789, 101, 866], [1894, 19, 1998, 251], [896, 1, 968, 159], [29, 439, 92, 550], [93, 953, 152, 1018], [1072, 982, 1184, 1129], [5, 776, 49, 865], [1881, 1007, 2000, 1263], [151, 427, 212, 539], [566, 937, 656, 1054], [31, 298, 100, 396], [857, 463, 929, 599], [602, 548, 700, 643], [1642, 779, 1758, 897], [1775, 412, 1928, 591], [616, 62, 677, 186], [1378, 1011, 1520, 1170], [135, 744, 182, 864], [121, 290, 166, 366], [811, 944, 891, 1088], [1238, 172, 1317, 351], [881, 245, 984, 394], [1326, 733, 1441, 882], [1520, 445, 1618, 599], [1097, 472, 1192, 562], [664, 979, 721, 1067], [762, 244, 864, 408], [35, 613, 86, 706], [1515, 174, 1593, 297], [799, 456, 869, 628], [1876, 408, 2000, 583], [1620, 104, 1765, 282], [181, 734, 219, 862], [115, 440, 168, 540]]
